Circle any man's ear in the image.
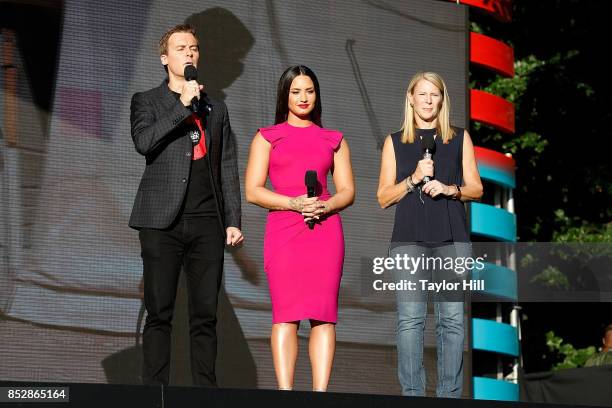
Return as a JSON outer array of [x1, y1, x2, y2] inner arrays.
[[160, 54, 167, 66]]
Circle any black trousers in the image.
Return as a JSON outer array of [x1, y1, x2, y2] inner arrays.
[[139, 216, 224, 386]]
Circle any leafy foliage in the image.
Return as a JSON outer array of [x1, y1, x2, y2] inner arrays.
[[545, 331, 597, 370], [530, 266, 570, 290], [470, 3, 611, 242]]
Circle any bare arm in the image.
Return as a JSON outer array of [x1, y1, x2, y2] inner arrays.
[[323, 139, 355, 213], [457, 129, 483, 201], [377, 135, 407, 208]]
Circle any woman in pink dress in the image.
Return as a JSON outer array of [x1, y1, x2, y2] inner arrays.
[[245, 65, 355, 391]]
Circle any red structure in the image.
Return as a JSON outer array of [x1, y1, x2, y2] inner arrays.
[[450, 0, 512, 22], [470, 89, 515, 133], [448, 0, 519, 401], [470, 32, 515, 77]]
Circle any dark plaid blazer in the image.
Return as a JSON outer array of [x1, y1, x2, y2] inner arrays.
[[128, 81, 241, 232]]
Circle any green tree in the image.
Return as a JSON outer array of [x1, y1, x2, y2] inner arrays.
[[546, 331, 597, 370], [470, 2, 611, 242], [469, 2, 612, 375]]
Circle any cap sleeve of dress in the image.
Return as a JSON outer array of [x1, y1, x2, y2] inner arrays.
[[259, 124, 285, 146], [321, 128, 343, 151]]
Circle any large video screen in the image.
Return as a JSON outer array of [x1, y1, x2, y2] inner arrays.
[[0, 0, 467, 395]]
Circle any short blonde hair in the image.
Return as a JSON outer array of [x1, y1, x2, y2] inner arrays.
[[159, 24, 197, 56], [400, 72, 455, 144]]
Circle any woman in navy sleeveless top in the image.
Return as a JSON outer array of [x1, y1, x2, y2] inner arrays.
[[377, 72, 483, 397]]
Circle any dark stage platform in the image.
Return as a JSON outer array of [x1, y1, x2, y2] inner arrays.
[[0, 382, 605, 408]]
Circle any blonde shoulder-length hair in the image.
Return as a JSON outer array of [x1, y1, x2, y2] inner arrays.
[[400, 71, 455, 144]]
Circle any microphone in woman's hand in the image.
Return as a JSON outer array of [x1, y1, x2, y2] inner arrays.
[[305, 170, 317, 229], [421, 134, 436, 183]]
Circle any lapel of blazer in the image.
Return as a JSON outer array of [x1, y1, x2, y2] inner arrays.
[[158, 80, 180, 111], [201, 93, 213, 151]]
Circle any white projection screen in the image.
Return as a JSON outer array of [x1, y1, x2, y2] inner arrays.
[[0, 0, 468, 395]]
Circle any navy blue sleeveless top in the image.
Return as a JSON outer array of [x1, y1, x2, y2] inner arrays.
[[390, 127, 469, 243]]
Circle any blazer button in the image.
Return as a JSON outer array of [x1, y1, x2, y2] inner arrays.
[[181, 178, 187, 183]]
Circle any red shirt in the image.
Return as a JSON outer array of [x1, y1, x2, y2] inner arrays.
[[187, 114, 206, 160]]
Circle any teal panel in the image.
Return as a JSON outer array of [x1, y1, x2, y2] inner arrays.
[[473, 377, 519, 401], [470, 202, 517, 242], [471, 262, 517, 301], [478, 163, 515, 189], [473, 318, 518, 356]]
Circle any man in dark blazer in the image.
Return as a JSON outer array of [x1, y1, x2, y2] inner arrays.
[[129, 24, 243, 387]]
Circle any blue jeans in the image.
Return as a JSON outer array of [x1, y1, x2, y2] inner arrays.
[[390, 243, 469, 398]]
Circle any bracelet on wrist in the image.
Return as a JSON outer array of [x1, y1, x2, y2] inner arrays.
[[452, 184, 462, 200], [406, 175, 415, 192]]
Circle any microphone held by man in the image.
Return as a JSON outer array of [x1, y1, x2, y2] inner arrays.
[[182, 64, 203, 113]]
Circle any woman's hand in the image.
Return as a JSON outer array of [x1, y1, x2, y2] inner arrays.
[[289, 194, 318, 212], [296, 197, 330, 223], [413, 158, 434, 184], [422, 180, 455, 198]]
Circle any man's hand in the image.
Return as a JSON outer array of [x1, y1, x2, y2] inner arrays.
[[226, 227, 244, 246], [180, 80, 204, 107]]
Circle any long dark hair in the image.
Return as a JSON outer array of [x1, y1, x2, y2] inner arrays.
[[274, 65, 322, 126]]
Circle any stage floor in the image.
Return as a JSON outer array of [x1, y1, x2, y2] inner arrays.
[[0, 381, 603, 408]]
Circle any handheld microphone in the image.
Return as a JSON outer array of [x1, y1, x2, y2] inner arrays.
[[305, 170, 317, 230], [421, 134, 436, 183], [183, 65, 200, 113]]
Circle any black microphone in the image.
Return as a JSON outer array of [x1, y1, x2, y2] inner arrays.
[[183, 64, 199, 113], [421, 134, 436, 183], [305, 170, 317, 230]]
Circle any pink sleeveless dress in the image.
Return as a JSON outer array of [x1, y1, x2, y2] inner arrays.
[[260, 122, 345, 324]]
